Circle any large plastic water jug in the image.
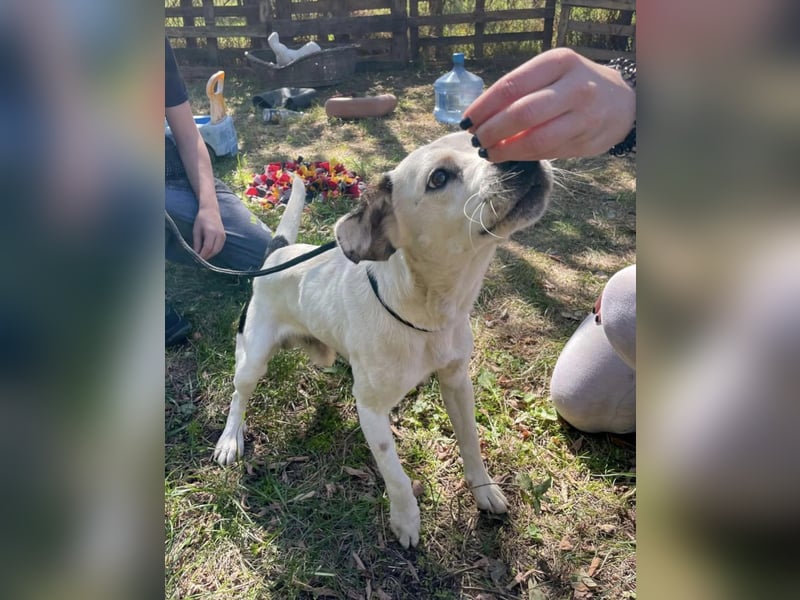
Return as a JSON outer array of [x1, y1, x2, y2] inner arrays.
[[433, 53, 484, 126]]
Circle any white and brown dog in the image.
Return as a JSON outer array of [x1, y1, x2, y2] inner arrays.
[[213, 131, 552, 547]]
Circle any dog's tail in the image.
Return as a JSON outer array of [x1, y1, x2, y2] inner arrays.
[[274, 173, 307, 245]]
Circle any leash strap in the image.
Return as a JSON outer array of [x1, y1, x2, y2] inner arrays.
[[165, 210, 336, 278]]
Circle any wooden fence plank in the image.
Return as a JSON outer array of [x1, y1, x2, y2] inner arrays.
[[165, 5, 260, 18], [167, 25, 269, 39], [270, 14, 397, 37], [289, 0, 394, 12], [409, 8, 553, 26], [561, 0, 635, 9], [566, 20, 635, 37], [417, 31, 550, 48]]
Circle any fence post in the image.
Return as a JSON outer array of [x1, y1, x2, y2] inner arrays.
[[391, 0, 409, 64], [474, 0, 486, 59], [202, 0, 218, 63], [180, 0, 196, 49], [429, 0, 444, 61], [556, 2, 571, 48], [409, 0, 419, 63], [543, 0, 557, 50], [274, 0, 292, 42], [245, 0, 268, 49]]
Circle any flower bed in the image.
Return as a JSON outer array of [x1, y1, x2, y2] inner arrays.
[[245, 159, 364, 207]]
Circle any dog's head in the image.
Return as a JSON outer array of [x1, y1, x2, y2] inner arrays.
[[335, 131, 552, 264]]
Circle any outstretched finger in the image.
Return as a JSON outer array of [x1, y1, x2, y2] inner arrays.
[[478, 111, 587, 163], [460, 48, 577, 130], [469, 86, 568, 155]]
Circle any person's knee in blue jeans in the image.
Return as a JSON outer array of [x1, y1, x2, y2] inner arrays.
[[165, 178, 272, 346], [166, 178, 272, 271]]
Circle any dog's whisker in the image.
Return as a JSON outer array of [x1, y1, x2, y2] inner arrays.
[[551, 178, 571, 192], [549, 165, 589, 182], [462, 191, 484, 226], [462, 195, 476, 223], [468, 202, 483, 230], [488, 199, 498, 218], [478, 203, 503, 239]]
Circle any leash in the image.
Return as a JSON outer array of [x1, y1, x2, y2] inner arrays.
[[167, 211, 439, 332], [165, 210, 337, 278]]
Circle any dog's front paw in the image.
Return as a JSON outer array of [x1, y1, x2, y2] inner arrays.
[[213, 425, 244, 466], [389, 501, 420, 548], [472, 481, 509, 514]]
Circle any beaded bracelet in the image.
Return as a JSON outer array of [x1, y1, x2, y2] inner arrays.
[[607, 57, 636, 157]]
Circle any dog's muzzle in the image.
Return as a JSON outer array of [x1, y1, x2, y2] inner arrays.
[[483, 160, 551, 233], [497, 160, 540, 174]]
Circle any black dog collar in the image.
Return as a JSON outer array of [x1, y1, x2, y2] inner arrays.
[[366, 268, 434, 333]]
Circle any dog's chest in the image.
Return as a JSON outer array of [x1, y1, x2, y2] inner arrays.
[[350, 333, 466, 407]]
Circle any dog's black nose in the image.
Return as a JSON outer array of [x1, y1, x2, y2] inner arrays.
[[497, 160, 540, 174]]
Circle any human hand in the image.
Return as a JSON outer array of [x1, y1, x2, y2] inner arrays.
[[192, 205, 226, 260], [461, 48, 635, 161]]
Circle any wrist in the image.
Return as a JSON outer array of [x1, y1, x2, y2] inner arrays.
[[196, 194, 220, 213], [607, 58, 636, 157]]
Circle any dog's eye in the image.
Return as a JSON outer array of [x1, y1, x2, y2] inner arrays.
[[426, 168, 449, 190]]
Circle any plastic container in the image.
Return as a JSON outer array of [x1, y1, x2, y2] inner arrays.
[[262, 108, 304, 124], [164, 114, 238, 158], [433, 53, 484, 126]]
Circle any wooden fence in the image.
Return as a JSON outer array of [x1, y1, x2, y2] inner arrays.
[[165, 0, 634, 71], [556, 0, 635, 61]]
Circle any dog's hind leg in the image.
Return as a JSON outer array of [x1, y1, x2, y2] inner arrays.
[[213, 315, 277, 466], [354, 390, 420, 548], [438, 359, 509, 514]]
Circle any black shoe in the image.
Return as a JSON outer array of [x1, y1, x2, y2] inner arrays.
[[166, 305, 191, 347]]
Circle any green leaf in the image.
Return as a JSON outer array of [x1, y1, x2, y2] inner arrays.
[[532, 404, 559, 421], [477, 368, 496, 392], [524, 523, 543, 542], [516, 473, 552, 514], [515, 471, 533, 491], [531, 475, 552, 496]]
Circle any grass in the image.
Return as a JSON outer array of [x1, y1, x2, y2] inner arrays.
[[166, 64, 636, 599]]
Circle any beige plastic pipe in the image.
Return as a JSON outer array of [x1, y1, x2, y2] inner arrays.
[[206, 71, 227, 124]]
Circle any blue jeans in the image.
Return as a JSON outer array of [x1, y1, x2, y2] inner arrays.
[[166, 178, 272, 271]]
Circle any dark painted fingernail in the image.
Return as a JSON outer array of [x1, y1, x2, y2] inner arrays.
[[478, 148, 489, 159], [471, 135, 481, 148], [459, 117, 473, 130]]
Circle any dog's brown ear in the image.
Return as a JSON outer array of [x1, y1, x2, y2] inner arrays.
[[334, 175, 398, 263]]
